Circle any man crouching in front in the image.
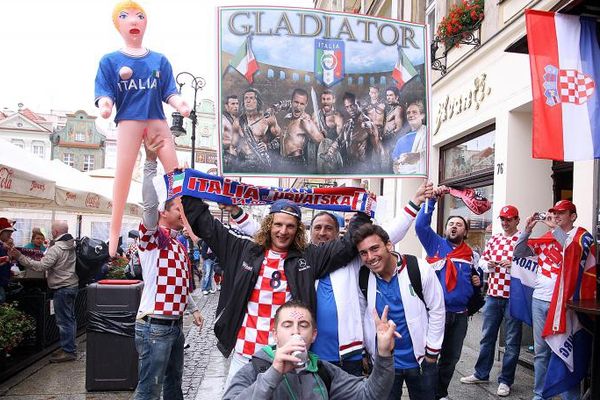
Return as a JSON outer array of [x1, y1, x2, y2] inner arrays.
[[223, 299, 396, 399]]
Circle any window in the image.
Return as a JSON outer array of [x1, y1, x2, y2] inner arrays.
[[438, 126, 495, 251], [440, 128, 495, 182], [11, 139, 24, 149], [83, 154, 95, 172], [63, 153, 74, 167], [32, 141, 45, 158], [426, 1, 437, 42], [75, 131, 85, 142]]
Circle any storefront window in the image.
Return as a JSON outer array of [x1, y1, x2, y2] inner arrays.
[[439, 126, 495, 254], [440, 184, 494, 255], [441, 129, 495, 182]]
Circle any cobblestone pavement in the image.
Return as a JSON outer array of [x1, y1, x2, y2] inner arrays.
[[181, 290, 226, 399]]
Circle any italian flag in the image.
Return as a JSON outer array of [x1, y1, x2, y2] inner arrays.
[[171, 173, 184, 195], [392, 47, 418, 88], [230, 37, 259, 84]]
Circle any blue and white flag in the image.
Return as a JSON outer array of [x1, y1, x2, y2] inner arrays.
[[509, 256, 538, 326]]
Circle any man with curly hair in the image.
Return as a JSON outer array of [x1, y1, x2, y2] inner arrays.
[[182, 196, 368, 388]]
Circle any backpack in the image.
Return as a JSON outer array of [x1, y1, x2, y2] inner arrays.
[[467, 267, 485, 316], [75, 236, 109, 285], [251, 356, 332, 394], [359, 254, 425, 306]]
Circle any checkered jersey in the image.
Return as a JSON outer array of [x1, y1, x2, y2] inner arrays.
[[235, 250, 291, 358], [559, 69, 595, 105], [531, 241, 562, 279], [482, 233, 519, 298], [137, 223, 190, 317]]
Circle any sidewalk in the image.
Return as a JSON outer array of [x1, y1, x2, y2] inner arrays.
[[0, 294, 534, 400]]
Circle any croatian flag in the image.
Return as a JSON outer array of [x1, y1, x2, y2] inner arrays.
[[526, 10, 600, 161], [509, 231, 596, 397], [509, 255, 538, 326], [543, 229, 595, 397]]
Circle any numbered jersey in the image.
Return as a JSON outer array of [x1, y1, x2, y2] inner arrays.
[[235, 250, 292, 358]]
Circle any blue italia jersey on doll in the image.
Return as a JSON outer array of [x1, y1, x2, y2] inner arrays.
[[94, 50, 178, 123]]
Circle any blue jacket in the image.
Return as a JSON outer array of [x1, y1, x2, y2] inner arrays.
[[415, 199, 475, 313]]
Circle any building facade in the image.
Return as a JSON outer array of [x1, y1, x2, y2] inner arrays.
[[313, 0, 598, 255], [174, 98, 218, 173], [53, 110, 106, 172], [429, 0, 597, 246], [0, 106, 54, 160]]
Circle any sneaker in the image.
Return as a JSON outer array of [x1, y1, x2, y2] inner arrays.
[[209, 289, 217, 294], [202, 290, 209, 295], [497, 383, 510, 397], [438, 397, 449, 400], [460, 374, 488, 384], [50, 350, 77, 363]]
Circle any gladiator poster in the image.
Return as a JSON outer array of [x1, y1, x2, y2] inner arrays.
[[218, 7, 429, 178]]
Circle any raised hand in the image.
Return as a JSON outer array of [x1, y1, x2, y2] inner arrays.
[[143, 135, 164, 162], [272, 339, 307, 375], [374, 306, 401, 357], [412, 180, 434, 206]]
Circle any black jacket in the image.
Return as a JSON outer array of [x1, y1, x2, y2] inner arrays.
[[182, 196, 367, 357]]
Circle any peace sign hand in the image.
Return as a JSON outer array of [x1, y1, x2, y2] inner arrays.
[[373, 305, 401, 357]]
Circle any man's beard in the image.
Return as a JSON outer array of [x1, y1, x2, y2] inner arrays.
[[446, 235, 464, 245]]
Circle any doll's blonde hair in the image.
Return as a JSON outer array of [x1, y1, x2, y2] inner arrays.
[[112, 1, 146, 29]]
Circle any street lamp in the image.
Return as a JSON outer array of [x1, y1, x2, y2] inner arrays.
[[169, 72, 205, 277], [170, 72, 206, 169]]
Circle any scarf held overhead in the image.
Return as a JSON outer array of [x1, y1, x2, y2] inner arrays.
[[160, 169, 377, 217]]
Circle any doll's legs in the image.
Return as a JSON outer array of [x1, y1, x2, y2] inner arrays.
[[146, 120, 179, 173], [109, 121, 145, 257]]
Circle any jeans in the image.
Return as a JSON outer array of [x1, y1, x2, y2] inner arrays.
[[0, 286, 6, 304], [331, 359, 363, 377], [225, 352, 251, 390], [134, 319, 184, 400], [53, 287, 78, 354], [437, 312, 468, 399], [388, 361, 438, 400], [532, 298, 580, 400], [202, 258, 215, 291], [473, 296, 522, 385]]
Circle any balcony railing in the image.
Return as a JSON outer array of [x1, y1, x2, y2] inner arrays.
[[431, 21, 482, 75]]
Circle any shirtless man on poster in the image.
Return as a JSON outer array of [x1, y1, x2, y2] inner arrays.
[[281, 88, 324, 172], [342, 92, 383, 173], [231, 88, 281, 172], [314, 89, 344, 140], [315, 89, 345, 174], [364, 86, 386, 137], [384, 87, 404, 138], [222, 95, 239, 171]]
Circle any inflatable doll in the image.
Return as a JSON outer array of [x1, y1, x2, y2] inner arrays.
[[95, 1, 190, 256]]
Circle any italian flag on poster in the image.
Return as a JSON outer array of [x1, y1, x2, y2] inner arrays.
[[392, 46, 418, 88], [230, 37, 259, 84]]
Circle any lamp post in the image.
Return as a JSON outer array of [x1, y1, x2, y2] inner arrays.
[[170, 72, 206, 169], [170, 72, 205, 276]]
